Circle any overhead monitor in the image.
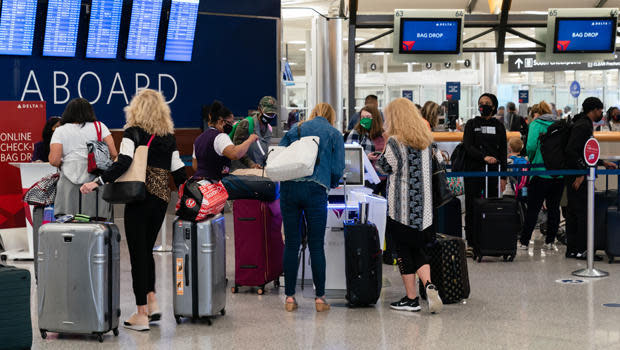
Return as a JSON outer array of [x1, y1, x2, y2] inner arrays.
[[399, 18, 462, 54], [553, 17, 617, 54], [86, 0, 123, 59], [164, 0, 199, 62], [126, 0, 163, 60], [43, 0, 82, 57], [0, 0, 38, 55], [392, 9, 465, 63]]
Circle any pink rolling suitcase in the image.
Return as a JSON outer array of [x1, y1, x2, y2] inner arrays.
[[232, 199, 284, 294]]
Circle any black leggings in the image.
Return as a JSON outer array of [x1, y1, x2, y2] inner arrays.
[[387, 217, 434, 275], [124, 194, 168, 305]]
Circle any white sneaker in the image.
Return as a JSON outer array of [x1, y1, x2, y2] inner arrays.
[[518, 244, 529, 250], [543, 243, 556, 251], [123, 312, 150, 331], [425, 283, 443, 314]]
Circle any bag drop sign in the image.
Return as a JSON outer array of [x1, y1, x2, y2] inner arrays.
[[584, 138, 600, 167]]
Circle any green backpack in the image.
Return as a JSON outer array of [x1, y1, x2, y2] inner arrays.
[[228, 116, 254, 139]]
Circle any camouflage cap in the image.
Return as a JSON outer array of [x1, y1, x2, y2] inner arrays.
[[259, 96, 278, 114]]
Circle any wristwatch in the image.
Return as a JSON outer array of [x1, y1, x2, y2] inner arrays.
[[96, 177, 105, 186]]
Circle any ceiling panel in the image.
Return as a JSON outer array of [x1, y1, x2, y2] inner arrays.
[[357, 0, 620, 13]]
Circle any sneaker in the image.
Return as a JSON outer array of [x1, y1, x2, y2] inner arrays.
[[565, 251, 578, 259], [390, 296, 421, 312], [576, 252, 603, 261], [425, 284, 443, 314], [543, 243, 556, 251], [518, 244, 529, 250], [123, 312, 149, 331], [148, 300, 161, 322]]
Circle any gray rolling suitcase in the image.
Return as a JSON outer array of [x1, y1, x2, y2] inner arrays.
[[37, 192, 120, 343], [173, 214, 227, 325]]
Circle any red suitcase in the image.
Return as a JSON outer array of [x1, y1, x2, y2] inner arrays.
[[232, 199, 284, 294]]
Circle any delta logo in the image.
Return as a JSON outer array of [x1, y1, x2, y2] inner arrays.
[[402, 41, 416, 51], [556, 40, 571, 51], [16, 103, 43, 110]]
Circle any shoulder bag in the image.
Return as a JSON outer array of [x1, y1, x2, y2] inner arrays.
[[264, 124, 320, 182]]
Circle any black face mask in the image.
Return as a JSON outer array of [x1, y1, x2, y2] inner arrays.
[[479, 104, 494, 117], [223, 123, 233, 135]]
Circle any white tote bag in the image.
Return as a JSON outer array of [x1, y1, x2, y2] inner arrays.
[[265, 125, 320, 182]]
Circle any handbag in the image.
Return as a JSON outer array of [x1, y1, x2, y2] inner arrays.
[[23, 172, 59, 206], [176, 178, 229, 222], [102, 133, 155, 204], [87, 121, 112, 174], [264, 124, 320, 182], [432, 147, 454, 208]]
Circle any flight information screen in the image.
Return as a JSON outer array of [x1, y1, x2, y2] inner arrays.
[[399, 18, 461, 54], [554, 17, 617, 54], [164, 0, 199, 62], [126, 0, 163, 60], [0, 0, 38, 55], [86, 0, 123, 59], [43, 0, 82, 57]]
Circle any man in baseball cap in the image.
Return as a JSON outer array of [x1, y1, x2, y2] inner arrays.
[[231, 96, 278, 170]]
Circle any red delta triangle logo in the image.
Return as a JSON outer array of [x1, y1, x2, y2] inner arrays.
[[402, 41, 416, 51], [332, 208, 345, 219], [557, 40, 571, 51]]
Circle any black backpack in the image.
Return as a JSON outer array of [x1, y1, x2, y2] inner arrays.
[[539, 119, 573, 170], [450, 143, 466, 172]]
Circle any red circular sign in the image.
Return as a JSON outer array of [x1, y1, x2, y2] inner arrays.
[[185, 198, 196, 209], [583, 138, 600, 167]]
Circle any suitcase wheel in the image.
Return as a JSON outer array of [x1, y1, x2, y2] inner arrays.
[[97, 333, 104, 343], [608, 254, 615, 264], [503, 255, 509, 262], [175, 315, 182, 324], [477, 256, 483, 263], [113, 328, 119, 336], [40, 330, 47, 339], [220, 308, 226, 316], [274, 279, 281, 288], [508, 255, 515, 262], [205, 317, 213, 326], [231, 286, 239, 293], [257, 286, 265, 295]]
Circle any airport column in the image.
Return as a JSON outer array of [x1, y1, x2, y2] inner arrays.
[[314, 15, 344, 131]]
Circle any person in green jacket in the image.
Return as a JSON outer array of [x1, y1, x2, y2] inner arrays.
[[519, 101, 564, 250]]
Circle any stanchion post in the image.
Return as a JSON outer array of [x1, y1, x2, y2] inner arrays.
[[573, 166, 608, 278]]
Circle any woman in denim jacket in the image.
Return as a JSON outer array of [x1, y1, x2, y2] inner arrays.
[[280, 103, 345, 312]]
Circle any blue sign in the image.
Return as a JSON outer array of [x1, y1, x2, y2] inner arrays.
[[518, 90, 529, 104], [400, 19, 461, 54], [554, 18, 616, 54], [402, 90, 413, 101], [570, 81, 581, 98], [446, 82, 460, 101]]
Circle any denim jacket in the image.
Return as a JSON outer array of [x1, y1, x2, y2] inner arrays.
[[280, 116, 345, 189]]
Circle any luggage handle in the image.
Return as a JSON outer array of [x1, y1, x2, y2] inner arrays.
[[484, 164, 502, 199], [78, 187, 100, 221]]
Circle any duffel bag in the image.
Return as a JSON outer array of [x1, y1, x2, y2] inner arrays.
[[221, 174, 279, 202]]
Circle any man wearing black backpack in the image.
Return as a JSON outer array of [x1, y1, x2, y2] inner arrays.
[[564, 97, 617, 259]]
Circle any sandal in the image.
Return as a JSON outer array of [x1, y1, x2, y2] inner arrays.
[[315, 297, 330, 312], [285, 296, 298, 312]]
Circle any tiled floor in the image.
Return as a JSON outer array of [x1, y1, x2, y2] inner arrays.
[[11, 211, 620, 350]]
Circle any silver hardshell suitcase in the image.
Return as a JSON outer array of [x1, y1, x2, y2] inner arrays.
[[37, 193, 120, 343], [173, 215, 226, 325]]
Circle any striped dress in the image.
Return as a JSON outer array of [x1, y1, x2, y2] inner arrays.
[[377, 137, 433, 231]]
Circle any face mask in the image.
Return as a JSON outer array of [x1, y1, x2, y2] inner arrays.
[[360, 118, 372, 130], [479, 104, 494, 117], [223, 123, 233, 135], [261, 113, 276, 124]]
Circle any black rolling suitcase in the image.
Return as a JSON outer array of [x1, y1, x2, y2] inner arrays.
[[472, 165, 519, 262], [0, 264, 32, 350], [344, 220, 382, 307], [419, 234, 470, 304]]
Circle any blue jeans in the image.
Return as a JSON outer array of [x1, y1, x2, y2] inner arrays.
[[280, 181, 328, 297]]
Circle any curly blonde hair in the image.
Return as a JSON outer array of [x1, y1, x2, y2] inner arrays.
[[124, 89, 174, 136], [385, 98, 433, 150]]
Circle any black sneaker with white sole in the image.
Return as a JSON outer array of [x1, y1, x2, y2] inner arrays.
[[390, 296, 421, 312], [425, 283, 443, 314]]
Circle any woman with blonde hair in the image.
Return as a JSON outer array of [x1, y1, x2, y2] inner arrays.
[[377, 98, 443, 314], [81, 89, 187, 331], [279, 102, 345, 312], [420, 101, 440, 129]]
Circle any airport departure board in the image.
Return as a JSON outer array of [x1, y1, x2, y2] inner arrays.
[[554, 18, 617, 54], [399, 18, 461, 54], [86, 0, 123, 59], [43, 0, 82, 57], [164, 0, 199, 62], [126, 0, 163, 60], [0, 0, 38, 55]]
